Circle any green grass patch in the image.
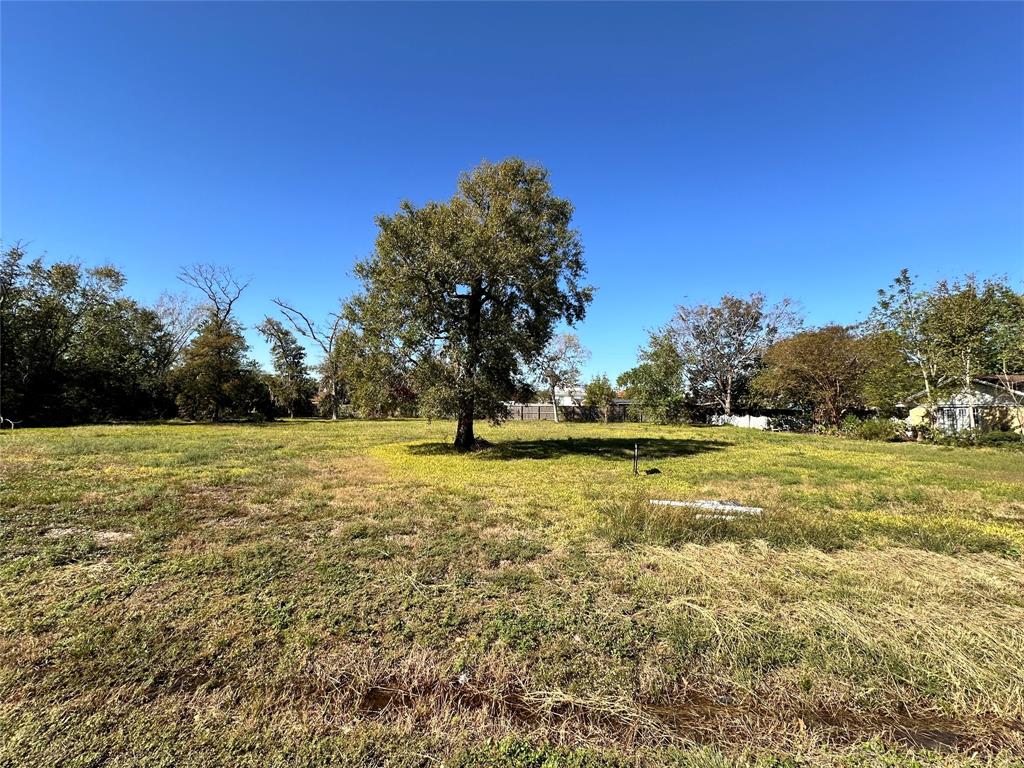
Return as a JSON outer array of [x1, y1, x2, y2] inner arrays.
[[1, 420, 1023, 766]]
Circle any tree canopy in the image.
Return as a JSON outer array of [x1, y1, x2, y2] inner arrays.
[[583, 375, 617, 423], [270, 298, 347, 419], [871, 271, 1024, 403], [172, 265, 269, 421], [617, 328, 689, 423], [346, 158, 592, 449], [1, 245, 174, 425], [670, 293, 800, 416], [258, 318, 315, 418], [3, 220, 1022, 437], [753, 325, 900, 426]]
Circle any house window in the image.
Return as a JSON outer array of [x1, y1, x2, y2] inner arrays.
[[935, 406, 975, 433]]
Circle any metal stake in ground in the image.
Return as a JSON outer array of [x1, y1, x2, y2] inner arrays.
[[633, 443, 639, 476]]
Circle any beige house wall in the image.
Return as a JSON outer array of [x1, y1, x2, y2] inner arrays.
[[907, 405, 928, 427], [907, 404, 1024, 434]]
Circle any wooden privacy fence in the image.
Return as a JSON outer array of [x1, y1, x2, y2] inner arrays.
[[506, 403, 640, 422]]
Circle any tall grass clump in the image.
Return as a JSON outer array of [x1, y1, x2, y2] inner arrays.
[[597, 488, 1022, 556]]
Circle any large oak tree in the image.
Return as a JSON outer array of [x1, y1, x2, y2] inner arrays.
[[347, 159, 592, 450]]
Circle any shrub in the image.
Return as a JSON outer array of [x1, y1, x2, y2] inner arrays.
[[924, 427, 1023, 449], [976, 429, 1024, 449], [908, 423, 935, 442], [842, 416, 903, 442]]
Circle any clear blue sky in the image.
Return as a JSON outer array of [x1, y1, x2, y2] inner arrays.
[[3, 2, 1023, 379]]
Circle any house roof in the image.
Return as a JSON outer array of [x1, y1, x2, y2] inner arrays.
[[977, 374, 1024, 388], [904, 375, 1024, 404]]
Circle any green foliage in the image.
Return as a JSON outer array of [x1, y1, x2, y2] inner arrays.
[[841, 416, 903, 442], [582, 375, 616, 422], [972, 429, 1024, 448], [855, 331, 920, 415], [921, 276, 1023, 391], [269, 298, 348, 420], [172, 316, 270, 421], [991, 316, 1024, 377], [617, 328, 690, 423], [0, 245, 175, 425], [929, 427, 1024, 450], [257, 317, 315, 417], [331, 327, 416, 418], [345, 158, 592, 448], [671, 293, 800, 416], [753, 326, 875, 426], [871, 270, 1024, 406], [753, 326, 920, 426], [869, 269, 941, 404], [974, 429, 1024, 448]]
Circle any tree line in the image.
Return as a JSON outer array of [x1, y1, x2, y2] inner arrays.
[[613, 275, 1024, 431], [2, 158, 1022, 447], [0, 159, 589, 449]]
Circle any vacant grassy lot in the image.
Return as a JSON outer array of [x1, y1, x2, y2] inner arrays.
[[2, 420, 1022, 767]]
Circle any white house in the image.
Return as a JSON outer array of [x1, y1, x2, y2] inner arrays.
[[553, 386, 585, 406], [905, 375, 1024, 434]]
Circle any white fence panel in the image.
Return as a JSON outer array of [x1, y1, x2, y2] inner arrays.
[[709, 414, 770, 430]]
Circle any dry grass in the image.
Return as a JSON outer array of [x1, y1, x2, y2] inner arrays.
[[1, 419, 1022, 766]]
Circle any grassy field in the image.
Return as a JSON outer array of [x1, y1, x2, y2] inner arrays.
[[1, 419, 1023, 767]]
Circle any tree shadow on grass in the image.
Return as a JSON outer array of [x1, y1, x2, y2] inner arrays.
[[406, 436, 731, 461]]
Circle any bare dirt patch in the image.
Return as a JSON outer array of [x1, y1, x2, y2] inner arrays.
[[43, 527, 85, 539], [44, 527, 134, 546], [340, 674, 1020, 755], [94, 530, 134, 545]]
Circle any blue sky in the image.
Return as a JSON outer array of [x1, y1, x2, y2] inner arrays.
[[3, 2, 1022, 380]]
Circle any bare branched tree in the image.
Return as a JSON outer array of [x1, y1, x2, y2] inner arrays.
[[531, 332, 590, 422], [271, 298, 346, 419], [178, 264, 250, 327], [155, 291, 203, 365]]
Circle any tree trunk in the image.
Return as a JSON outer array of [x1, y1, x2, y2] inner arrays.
[[454, 398, 475, 450], [330, 378, 338, 420], [551, 386, 560, 423], [724, 371, 733, 416], [919, 362, 935, 428], [828, 397, 841, 428], [453, 278, 483, 451]]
